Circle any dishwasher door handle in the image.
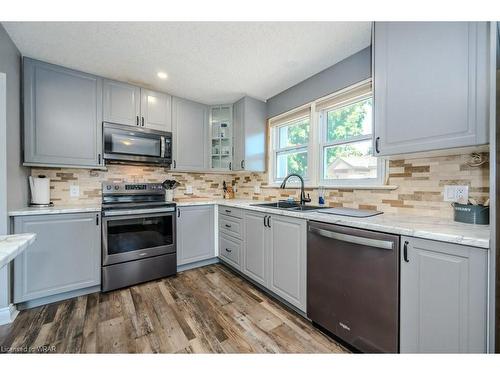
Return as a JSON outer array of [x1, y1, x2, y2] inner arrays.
[[309, 226, 394, 250]]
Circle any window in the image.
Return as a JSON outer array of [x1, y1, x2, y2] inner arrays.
[[270, 109, 311, 183], [268, 80, 384, 187]]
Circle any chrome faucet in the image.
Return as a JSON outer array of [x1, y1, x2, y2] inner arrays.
[[279, 173, 311, 205]]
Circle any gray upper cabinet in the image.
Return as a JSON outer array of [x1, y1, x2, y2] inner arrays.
[[23, 58, 103, 168], [103, 79, 141, 126], [171, 96, 209, 171], [232, 96, 267, 171], [242, 210, 268, 285], [103, 80, 171, 131], [177, 205, 215, 266], [373, 22, 489, 156], [268, 215, 307, 312], [141, 89, 172, 132], [400, 236, 488, 353], [13, 212, 101, 304]]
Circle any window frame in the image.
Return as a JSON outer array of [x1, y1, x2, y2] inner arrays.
[[318, 92, 385, 187], [268, 79, 385, 188], [270, 113, 312, 185]]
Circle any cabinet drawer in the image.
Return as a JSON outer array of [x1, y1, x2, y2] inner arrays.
[[219, 233, 241, 269], [218, 205, 242, 219], [219, 214, 243, 239]]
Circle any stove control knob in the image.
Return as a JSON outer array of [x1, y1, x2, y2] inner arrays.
[[114, 186, 119, 190], [106, 185, 112, 190]]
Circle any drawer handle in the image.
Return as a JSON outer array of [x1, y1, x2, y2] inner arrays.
[[225, 224, 231, 228], [225, 209, 231, 213], [225, 248, 232, 253]]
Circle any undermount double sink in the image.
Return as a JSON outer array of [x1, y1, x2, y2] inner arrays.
[[251, 201, 328, 212]]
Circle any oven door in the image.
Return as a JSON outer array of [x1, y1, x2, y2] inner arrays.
[[102, 210, 176, 266], [103, 122, 172, 165]]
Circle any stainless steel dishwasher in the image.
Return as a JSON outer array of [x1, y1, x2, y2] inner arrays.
[[307, 221, 400, 353]]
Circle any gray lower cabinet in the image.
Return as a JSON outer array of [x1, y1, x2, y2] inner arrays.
[[373, 22, 489, 156], [171, 97, 209, 170], [400, 236, 488, 353], [232, 96, 267, 172], [268, 215, 307, 312], [13, 212, 101, 304], [242, 210, 268, 285], [239, 210, 307, 312], [176, 205, 215, 265], [23, 58, 103, 168]]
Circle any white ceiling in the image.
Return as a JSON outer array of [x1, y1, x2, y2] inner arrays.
[[2, 22, 371, 105]]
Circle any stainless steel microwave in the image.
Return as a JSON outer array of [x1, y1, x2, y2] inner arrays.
[[103, 122, 172, 166]]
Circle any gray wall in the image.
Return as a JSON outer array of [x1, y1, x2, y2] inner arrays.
[[0, 24, 29, 213], [266, 46, 371, 119]]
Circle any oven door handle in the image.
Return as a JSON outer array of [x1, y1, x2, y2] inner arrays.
[[308, 227, 394, 250], [103, 207, 176, 217]]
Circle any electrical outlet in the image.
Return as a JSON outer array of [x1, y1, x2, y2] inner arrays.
[[443, 185, 469, 203], [254, 185, 261, 194], [69, 185, 80, 198], [185, 185, 193, 194]]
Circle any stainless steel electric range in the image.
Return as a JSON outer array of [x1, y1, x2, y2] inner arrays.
[[101, 182, 176, 292]]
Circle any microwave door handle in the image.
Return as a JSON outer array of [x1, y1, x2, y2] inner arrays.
[[160, 136, 166, 157]]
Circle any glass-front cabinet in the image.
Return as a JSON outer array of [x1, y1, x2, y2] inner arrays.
[[210, 104, 233, 170]]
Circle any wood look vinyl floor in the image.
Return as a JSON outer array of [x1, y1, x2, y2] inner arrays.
[[0, 264, 347, 354]]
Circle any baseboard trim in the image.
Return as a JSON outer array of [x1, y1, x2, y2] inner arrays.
[[177, 257, 219, 272], [0, 304, 19, 326], [16, 285, 101, 310]]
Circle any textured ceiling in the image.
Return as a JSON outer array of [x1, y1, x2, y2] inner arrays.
[[3, 22, 371, 104]]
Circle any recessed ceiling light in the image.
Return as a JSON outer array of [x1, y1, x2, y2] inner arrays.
[[157, 72, 168, 79]]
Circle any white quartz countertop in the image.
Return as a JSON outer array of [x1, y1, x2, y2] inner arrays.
[[8, 199, 490, 249], [0, 233, 37, 269], [8, 204, 101, 217]]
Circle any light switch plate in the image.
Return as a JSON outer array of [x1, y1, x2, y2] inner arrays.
[[69, 185, 80, 198], [443, 185, 469, 202], [186, 185, 193, 194], [254, 185, 261, 194]]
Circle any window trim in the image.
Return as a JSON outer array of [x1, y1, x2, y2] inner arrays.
[[268, 79, 386, 188]]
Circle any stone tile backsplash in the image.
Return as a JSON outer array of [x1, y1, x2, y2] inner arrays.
[[31, 152, 489, 219]]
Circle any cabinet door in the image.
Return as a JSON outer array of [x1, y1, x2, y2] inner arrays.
[[13, 213, 101, 303], [177, 205, 215, 265], [232, 98, 245, 171], [103, 79, 141, 127], [23, 58, 103, 167], [141, 89, 172, 132], [268, 215, 307, 312], [171, 97, 208, 170], [400, 236, 488, 353], [373, 22, 489, 156], [242, 210, 268, 285]]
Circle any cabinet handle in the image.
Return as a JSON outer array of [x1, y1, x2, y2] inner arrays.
[[98, 154, 101, 165], [403, 240, 409, 262], [225, 224, 231, 228], [177, 208, 180, 218], [173, 160, 176, 169], [141, 117, 145, 127], [229, 162, 232, 170], [241, 160, 245, 169], [225, 209, 231, 213], [96, 214, 99, 226], [263, 215, 268, 227], [267, 216, 271, 228], [225, 248, 232, 253], [375, 137, 380, 154], [136, 116, 139, 126]]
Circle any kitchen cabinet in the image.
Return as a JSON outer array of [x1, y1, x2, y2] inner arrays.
[[103, 80, 171, 131], [242, 210, 268, 285], [400, 236, 488, 353], [373, 22, 489, 156], [176, 205, 215, 265], [23, 58, 103, 168], [268, 215, 307, 312], [210, 104, 233, 170], [232, 96, 267, 172], [12, 212, 101, 304], [171, 96, 209, 171], [237, 209, 307, 312]]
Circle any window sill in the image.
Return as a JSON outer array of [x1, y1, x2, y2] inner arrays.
[[263, 184, 399, 191]]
